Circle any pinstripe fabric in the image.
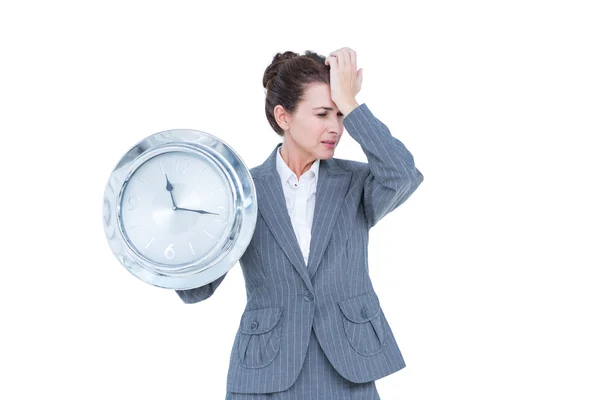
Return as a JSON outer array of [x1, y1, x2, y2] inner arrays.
[[175, 103, 424, 397], [225, 327, 380, 399]]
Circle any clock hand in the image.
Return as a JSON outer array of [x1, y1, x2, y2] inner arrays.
[[176, 207, 220, 216], [164, 174, 218, 215], [164, 174, 178, 209]]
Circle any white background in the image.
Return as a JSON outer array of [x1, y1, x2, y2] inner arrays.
[[1, 0, 598, 399]]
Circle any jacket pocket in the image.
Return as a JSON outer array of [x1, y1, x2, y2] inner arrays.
[[338, 291, 386, 356], [237, 306, 283, 368]]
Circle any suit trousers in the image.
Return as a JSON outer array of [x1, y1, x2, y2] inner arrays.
[[225, 327, 381, 399]]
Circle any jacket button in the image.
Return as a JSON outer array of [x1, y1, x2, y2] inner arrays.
[[250, 320, 259, 330], [361, 307, 370, 318], [303, 290, 314, 301]]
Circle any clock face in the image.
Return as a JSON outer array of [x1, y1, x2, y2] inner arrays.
[[119, 150, 233, 266]]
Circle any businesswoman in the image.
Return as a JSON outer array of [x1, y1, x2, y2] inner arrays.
[[176, 47, 424, 399]]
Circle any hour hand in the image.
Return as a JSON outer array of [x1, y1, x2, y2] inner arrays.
[[176, 207, 220, 216], [164, 174, 177, 208]]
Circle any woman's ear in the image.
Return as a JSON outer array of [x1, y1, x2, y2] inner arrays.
[[274, 105, 291, 131]]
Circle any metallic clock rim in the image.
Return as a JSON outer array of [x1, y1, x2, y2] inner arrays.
[[102, 128, 257, 290]]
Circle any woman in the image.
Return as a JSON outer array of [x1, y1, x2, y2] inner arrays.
[[176, 47, 424, 399]]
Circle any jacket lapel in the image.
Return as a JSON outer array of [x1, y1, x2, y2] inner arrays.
[[253, 143, 351, 286], [254, 144, 311, 289], [306, 160, 350, 280]]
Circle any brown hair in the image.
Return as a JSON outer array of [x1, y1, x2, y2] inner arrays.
[[262, 50, 330, 136]]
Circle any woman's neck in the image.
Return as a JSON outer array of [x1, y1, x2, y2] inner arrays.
[[279, 141, 316, 180]]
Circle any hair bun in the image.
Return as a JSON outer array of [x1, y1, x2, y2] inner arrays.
[[273, 51, 299, 64], [263, 51, 299, 89]]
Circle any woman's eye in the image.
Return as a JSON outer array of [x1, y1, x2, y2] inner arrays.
[[317, 113, 327, 117]]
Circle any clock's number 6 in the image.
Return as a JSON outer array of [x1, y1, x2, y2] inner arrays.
[[164, 243, 175, 259]]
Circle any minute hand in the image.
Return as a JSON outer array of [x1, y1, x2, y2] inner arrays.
[[176, 207, 220, 215]]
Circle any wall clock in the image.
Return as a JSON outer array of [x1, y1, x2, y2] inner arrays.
[[102, 129, 256, 290]]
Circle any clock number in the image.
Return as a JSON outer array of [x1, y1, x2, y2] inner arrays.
[[176, 158, 190, 175], [127, 195, 138, 211], [145, 237, 155, 249], [164, 243, 175, 259]]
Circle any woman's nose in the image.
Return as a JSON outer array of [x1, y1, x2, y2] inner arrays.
[[328, 119, 343, 134]]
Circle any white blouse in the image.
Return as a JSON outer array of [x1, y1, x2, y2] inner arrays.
[[275, 146, 320, 266]]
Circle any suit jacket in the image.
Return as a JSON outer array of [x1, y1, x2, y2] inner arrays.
[[176, 103, 424, 394]]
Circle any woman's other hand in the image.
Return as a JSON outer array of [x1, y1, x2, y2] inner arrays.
[[325, 47, 362, 115]]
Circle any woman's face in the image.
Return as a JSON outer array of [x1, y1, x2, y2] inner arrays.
[[278, 82, 345, 160]]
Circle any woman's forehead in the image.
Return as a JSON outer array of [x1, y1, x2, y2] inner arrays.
[[301, 84, 336, 109]]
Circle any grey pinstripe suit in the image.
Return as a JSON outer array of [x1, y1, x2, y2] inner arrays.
[[176, 103, 424, 396]]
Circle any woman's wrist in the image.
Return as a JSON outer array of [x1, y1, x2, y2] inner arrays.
[[337, 98, 360, 116]]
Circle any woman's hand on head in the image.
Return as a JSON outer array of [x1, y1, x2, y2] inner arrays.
[[325, 47, 363, 114]]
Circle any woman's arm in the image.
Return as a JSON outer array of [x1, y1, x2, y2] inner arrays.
[[343, 103, 424, 229], [174, 272, 228, 304], [325, 48, 423, 229]]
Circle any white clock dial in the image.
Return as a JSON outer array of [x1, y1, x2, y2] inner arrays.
[[119, 151, 233, 266]]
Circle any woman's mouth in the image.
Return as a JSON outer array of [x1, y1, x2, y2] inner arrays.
[[322, 141, 335, 149]]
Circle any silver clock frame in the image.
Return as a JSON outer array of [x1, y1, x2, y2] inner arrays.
[[102, 129, 257, 290]]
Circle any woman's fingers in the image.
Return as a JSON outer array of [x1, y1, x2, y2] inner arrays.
[[325, 47, 361, 104], [349, 50, 356, 70], [328, 48, 355, 71], [337, 50, 347, 69], [326, 55, 337, 68]]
